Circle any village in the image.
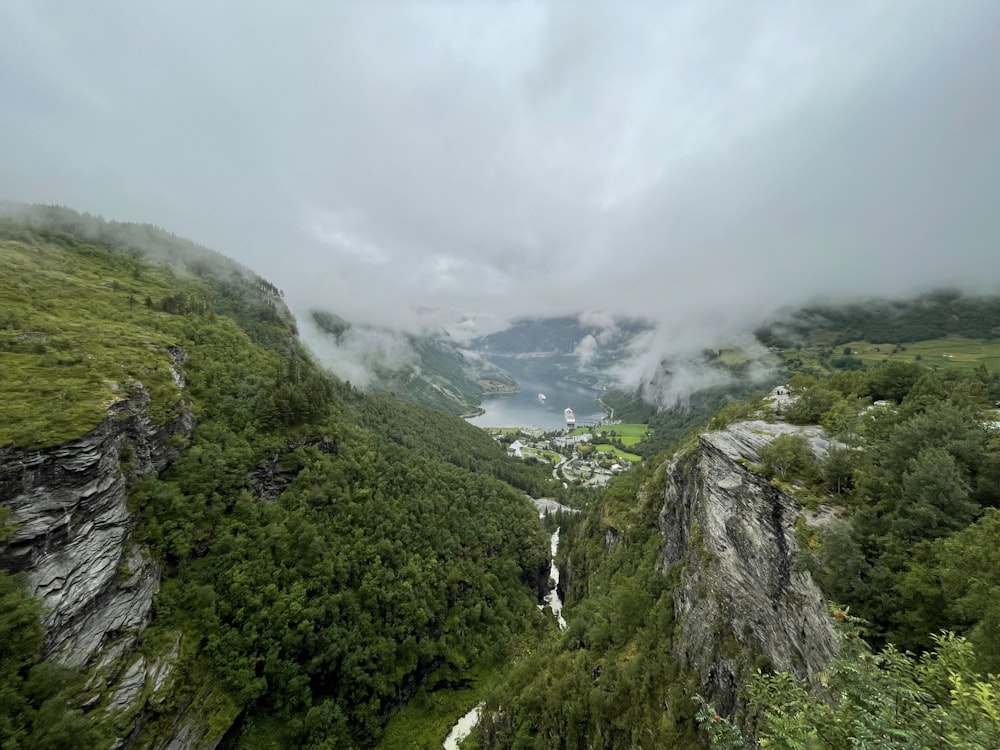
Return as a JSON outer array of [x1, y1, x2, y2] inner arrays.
[[489, 422, 646, 487]]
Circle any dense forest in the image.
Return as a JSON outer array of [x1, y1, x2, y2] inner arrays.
[[0, 211, 559, 748], [469, 357, 1000, 748], [4, 206, 1000, 748]]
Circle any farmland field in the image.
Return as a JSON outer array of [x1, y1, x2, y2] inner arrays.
[[592, 444, 642, 462], [780, 336, 1000, 374], [573, 423, 650, 446]]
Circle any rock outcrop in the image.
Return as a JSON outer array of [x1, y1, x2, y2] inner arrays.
[[0, 371, 222, 748], [658, 420, 837, 717], [0, 381, 192, 666]]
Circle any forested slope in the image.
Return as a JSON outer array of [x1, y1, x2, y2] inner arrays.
[[472, 358, 1000, 748], [0, 214, 555, 749]]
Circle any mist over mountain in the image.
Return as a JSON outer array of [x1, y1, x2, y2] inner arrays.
[[3, 1, 1000, 394]]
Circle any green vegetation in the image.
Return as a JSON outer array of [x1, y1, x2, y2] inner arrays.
[[593, 423, 648, 446], [836, 336, 1000, 371], [522, 446, 562, 464], [469, 465, 705, 748], [311, 310, 518, 416], [0, 237, 190, 448], [0, 217, 555, 749], [757, 290, 1000, 348], [473, 346, 1000, 748], [569, 424, 648, 463], [700, 615, 1000, 750], [0, 512, 105, 749], [572, 423, 649, 447], [776, 335, 1000, 377], [605, 381, 779, 459], [591, 444, 642, 463], [376, 658, 514, 749], [8, 209, 1000, 748], [776, 366, 1000, 662]]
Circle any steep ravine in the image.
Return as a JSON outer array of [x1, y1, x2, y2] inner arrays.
[[0, 371, 223, 749], [658, 420, 838, 717]]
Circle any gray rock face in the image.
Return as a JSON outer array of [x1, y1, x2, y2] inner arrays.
[[1, 350, 235, 749], [658, 420, 837, 717], [0, 381, 193, 667]]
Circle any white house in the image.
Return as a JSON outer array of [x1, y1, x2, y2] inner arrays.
[[508, 440, 524, 458]]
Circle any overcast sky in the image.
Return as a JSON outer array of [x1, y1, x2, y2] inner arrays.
[[3, 1, 1000, 355]]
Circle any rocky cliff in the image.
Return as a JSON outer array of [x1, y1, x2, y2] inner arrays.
[[658, 420, 837, 717], [0, 370, 222, 749]]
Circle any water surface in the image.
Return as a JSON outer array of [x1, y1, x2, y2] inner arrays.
[[467, 355, 605, 430]]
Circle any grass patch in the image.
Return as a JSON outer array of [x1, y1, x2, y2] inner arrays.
[[780, 336, 1000, 375], [0, 240, 196, 448], [592, 423, 650, 447], [0, 237, 278, 450], [593, 444, 642, 463], [376, 662, 501, 750], [841, 337, 1000, 371], [572, 423, 651, 447], [523, 447, 562, 464]]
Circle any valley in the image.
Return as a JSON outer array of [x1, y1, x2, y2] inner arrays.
[[4, 6, 1000, 748], [3, 208, 1000, 749]]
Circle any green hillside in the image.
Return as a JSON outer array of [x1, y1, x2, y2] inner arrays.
[[473, 361, 1000, 749], [311, 310, 518, 416], [757, 291, 1000, 348], [0, 215, 557, 749], [6, 209, 1000, 749]]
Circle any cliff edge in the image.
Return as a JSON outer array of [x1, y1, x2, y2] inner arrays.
[[658, 420, 837, 717]]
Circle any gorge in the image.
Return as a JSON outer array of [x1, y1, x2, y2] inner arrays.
[[4, 209, 1000, 749]]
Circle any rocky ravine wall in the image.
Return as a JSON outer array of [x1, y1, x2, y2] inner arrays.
[[658, 420, 838, 718], [0, 369, 228, 749]]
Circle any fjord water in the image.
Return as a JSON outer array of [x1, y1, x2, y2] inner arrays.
[[466, 356, 605, 429]]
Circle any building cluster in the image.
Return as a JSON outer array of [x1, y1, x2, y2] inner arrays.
[[498, 429, 630, 487]]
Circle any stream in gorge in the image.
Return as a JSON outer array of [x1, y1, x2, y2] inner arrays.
[[539, 527, 567, 630], [442, 501, 576, 746]]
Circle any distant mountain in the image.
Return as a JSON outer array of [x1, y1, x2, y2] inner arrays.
[[308, 310, 517, 416], [470, 315, 654, 388], [756, 290, 1000, 348], [305, 313, 653, 417]]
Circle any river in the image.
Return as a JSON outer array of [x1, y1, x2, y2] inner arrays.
[[467, 355, 606, 430]]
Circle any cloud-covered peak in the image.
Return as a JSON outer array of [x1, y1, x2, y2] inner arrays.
[[2, 1, 999, 364]]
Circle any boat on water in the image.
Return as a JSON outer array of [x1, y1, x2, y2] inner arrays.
[[564, 408, 576, 428], [538, 393, 546, 401]]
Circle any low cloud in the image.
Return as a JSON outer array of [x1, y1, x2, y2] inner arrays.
[[303, 317, 416, 389], [3, 1, 1000, 390], [573, 334, 599, 367]]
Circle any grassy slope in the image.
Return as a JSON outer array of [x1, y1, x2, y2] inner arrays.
[[0, 237, 196, 448], [778, 335, 1000, 375], [1, 226, 558, 748], [841, 336, 1000, 370], [591, 444, 642, 463]]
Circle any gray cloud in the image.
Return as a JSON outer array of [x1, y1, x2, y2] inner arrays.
[[3, 1, 1000, 386]]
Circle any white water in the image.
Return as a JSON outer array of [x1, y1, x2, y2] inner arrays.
[[538, 527, 567, 630], [531, 497, 579, 518], [441, 505, 570, 746], [443, 702, 483, 750]]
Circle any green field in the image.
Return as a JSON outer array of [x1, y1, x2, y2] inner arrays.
[[523, 446, 562, 464], [573, 423, 650, 446], [781, 336, 1000, 374], [842, 337, 1000, 371], [593, 444, 642, 463]]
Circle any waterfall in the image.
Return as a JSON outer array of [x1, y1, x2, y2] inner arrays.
[[539, 527, 566, 630], [443, 702, 483, 750]]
